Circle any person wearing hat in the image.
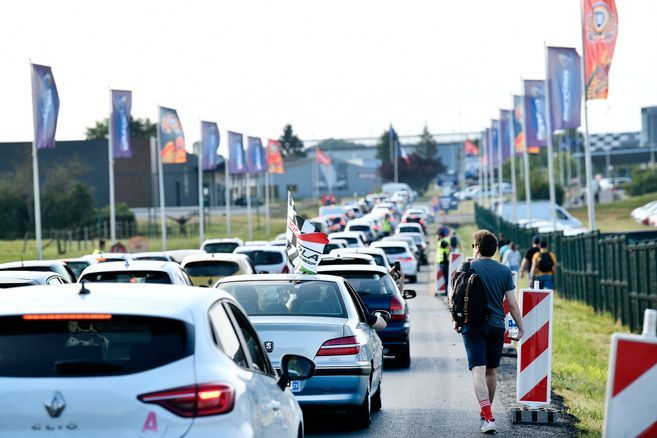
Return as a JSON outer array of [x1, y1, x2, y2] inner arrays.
[[519, 236, 541, 279]]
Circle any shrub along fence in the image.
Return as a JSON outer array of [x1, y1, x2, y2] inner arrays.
[[475, 203, 657, 333]]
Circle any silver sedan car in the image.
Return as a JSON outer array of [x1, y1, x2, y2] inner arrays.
[[216, 274, 384, 428]]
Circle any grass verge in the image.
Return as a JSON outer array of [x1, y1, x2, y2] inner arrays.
[[570, 191, 657, 232]]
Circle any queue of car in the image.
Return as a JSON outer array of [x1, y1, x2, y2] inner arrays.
[[0, 192, 429, 434]]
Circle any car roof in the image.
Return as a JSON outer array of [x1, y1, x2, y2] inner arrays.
[[234, 245, 286, 254], [201, 238, 244, 245], [0, 283, 234, 322], [79, 260, 179, 275], [0, 260, 67, 269], [371, 241, 411, 248], [131, 251, 170, 258], [330, 247, 386, 256], [181, 253, 251, 265], [216, 273, 345, 284], [320, 253, 374, 261], [328, 231, 363, 238], [317, 264, 389, 274], [0, 270, 63, 281]]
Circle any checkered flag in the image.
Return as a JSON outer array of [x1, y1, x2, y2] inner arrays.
[[286, 192, 329, 274]]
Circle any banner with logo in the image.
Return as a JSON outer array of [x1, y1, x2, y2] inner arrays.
[[464, 140, 479, 157], [583, 0, 618, 100], [286, 192, 329, 274], [267, 139, 284, 174], [201, 121, 220, 170], [227, 131, 247, 174], [547, 47, 582, 130], [499, 110, 512, 163], [111, 90, 132, 158], [247, 136, 267, 174], [490, 120, 499, 166], [512, 95, 525, 154], [482, 128, 490, 166], [523, 80, 547, 148], [159, 107, 186, 163], [31, 64, 60, 150], [316, 148, 332, 166]]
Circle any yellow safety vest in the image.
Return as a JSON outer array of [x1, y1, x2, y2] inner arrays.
[[437, 238, 451, 263]]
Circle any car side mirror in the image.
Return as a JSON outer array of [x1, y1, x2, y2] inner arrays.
[[278, 354, 315, 390], [403, 290, 417, 300], [373, 309, 392, 323]]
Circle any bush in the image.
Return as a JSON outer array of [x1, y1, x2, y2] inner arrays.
[[96, 202, 136, 224], [0, 181, 30, 239], [627, 168, 657, 196], [517, 173, 564, 205]]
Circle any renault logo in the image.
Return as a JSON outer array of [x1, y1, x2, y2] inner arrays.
[[44, 392, 66, 418], [264, 341, 274, 353]]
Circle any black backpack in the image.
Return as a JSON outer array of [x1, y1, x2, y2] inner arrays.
[[449, 262, 489, 326], [537, 252, 554, 272]]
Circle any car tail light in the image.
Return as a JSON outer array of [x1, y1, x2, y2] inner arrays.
[[398, 256, 413, 262], [23, 314, 112, 320], [390, 295, 406, 321], [281, 265, 290, 273], [316, 336, 360, 356], [373, 225, 381, 231], [339, 220, 346, 226], [419, 218, 425, 225], [138, 383, 234, 417]]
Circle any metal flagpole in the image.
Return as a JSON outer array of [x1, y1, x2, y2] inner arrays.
[[155, 128, 167, 251], [391, 126, 399, 184], [521, 94, 533, 222], [225, 161, 231, 237], [509, 105, 518, 222], [246, 174, 252, 241], [544, 44, 558, 230], [478, 134, 483, 206], [488, 129, 494, 208], [198, 122, 205, 245], [497, 120, 503, 212], [265, 171, 271, 237], [580, 0, 597, 230], [108, 90, 117, 245], [30, 63, 43, 259]]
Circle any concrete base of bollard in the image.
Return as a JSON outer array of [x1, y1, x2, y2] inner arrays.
[[511, 406, 559, 424]]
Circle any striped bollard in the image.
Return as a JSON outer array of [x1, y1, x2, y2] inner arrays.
[[435, 265, 446, 296], [446, 252, 463, 298], [516, 282, 553, 406], [603, 309, 657, 437]]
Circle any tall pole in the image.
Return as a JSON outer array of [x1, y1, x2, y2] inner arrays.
[[509, 107, 518, 222], [154, 132, 167, 251], [391, 127, 399, 184], [246, 174, 253, 241], [108, 90, 117, 245], [580, 0, 597, 231], [488, 129, 494, 208], [198, 123, 205, 245], [497, 120, 503, 212], [225, 162, 231, 237], [478, 133, 484, 206], [30, 62, 43, 260], [265, 171, 271, 237], [544, 44, 558, 230], [521, 91, 532, 222]]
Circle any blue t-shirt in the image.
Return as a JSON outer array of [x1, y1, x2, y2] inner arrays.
[[471, 258, 515, 328]]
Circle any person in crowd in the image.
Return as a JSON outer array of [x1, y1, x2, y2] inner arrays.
[[454, 230, 524, 434], [498, 240, 511, 261], [437, 228, 451, 294], [501, 243, 521, 273], [530, 240, 557, 289], [92, 239, 106, 255], [450, 230, 461, 253], [519, 236, 541, 279]]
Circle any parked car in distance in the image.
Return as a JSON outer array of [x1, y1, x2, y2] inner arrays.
[[0, 283, 314, 437], [371, 241, 418, 283], [329, 247, 391, 270], [201, 238, 245, 254], [0, 270, 70, 288], [396, 222, 425, 236], [165, 249, 206, 264], [495, 201, 583, 228], [323, 239, 349, 254], [630, 200, 657, 223], [345, 220, 376, 244], [234, 246, 292, 274], [131, 251, 175, 262], [387, 233, 427, 265], [182, 253, 255, 287], [78, 261, 193, 286], [327, 232, 366, 248], [0, 260, 76, 283]]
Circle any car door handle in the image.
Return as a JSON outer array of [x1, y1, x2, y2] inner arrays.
[[269, 401, 282, 411]]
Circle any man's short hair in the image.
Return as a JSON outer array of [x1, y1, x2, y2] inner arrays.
[[473, 230, 498, 257], [540, 240, 548, 249], [532, 236, 541, 245]]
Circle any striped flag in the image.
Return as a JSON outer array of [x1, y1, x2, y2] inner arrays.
[[286, 192, 329, 274], [316, 148, 332, 166]]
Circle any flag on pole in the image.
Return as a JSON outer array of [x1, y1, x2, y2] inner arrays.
[[31, 64, 60, 150], [390, 127, 411, 164], [159, 107, 186, 163], [247, 136, 267, 174], [583, 0, 618, 100], [201, 121, 220, 170], [482, 128, 490, 166], [547, 47, 582, 129], [286, 192, 329, 274], [490, 120, 500, 166], [227, 131, 247, 174], [111, 90, 132, 158], [499, 110, 512, 163], [512, 95, 525, 154], [266, 139, 284, 174], [316, 148, 332, 166], [464, 140, 479, 157], [523, 80, 547, 149]]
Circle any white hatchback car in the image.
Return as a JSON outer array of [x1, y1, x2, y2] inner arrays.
[[371, 241, 418, 283], [327, 232, 366, 248], [234, 246, 292, 274], [0, 283, 314, 437], [77, 261, 193, 286]]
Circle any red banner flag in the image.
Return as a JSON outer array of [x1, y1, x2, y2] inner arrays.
[[583, 0, 618, 100], [266, 139, 284, 174], [464, 140, 479, 156], [315, 148, 332, 166]]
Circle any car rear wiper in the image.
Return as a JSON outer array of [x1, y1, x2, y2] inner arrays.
[[54, 360, 124, 375]]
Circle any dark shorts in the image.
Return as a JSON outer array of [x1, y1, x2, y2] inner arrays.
[[461, 323, 505, 370]]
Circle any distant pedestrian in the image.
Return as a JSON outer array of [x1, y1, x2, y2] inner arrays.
[[450, 230, 461, 253], [502, 243, 521, 273], [530, 240, 557, 290], [519, 236, 541, 279], [92, 239, 106, 255], [498, 240, 511, 261], [454, 230, 524, 433], [437, 228, 451, 295]]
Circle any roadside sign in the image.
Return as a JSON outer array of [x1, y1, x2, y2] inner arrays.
[[603, 309, 657, 437]]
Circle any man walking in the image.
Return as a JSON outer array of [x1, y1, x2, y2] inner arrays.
[[519, 236, 541, 279], [454, 230, 524, 433], [437, 228, 451, 295], [530, 240, 557, 289]]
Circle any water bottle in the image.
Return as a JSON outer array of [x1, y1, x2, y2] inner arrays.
[[508, 319, 519, 339]]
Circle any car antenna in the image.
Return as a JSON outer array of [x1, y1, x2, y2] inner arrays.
[[79, 280, 91, 295]]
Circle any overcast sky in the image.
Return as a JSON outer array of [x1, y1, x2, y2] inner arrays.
[[2, 0, 655, 154]]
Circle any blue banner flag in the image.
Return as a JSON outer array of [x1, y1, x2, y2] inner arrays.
[[31, 64, 60, 150], [547, 47, 582, 130], [111, 90, 132, 158], [512, 95, 525, 154], [523, 80, 547, 147], [228, 131, 247, 175], [499, 110, 512, 163], [201, 121, 220, 170], [159, 107, 186, 164], [247, 136, 267, 174], [490, 120, 499, 166]]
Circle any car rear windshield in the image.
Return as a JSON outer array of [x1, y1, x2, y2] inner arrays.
[[238, 251, 283, 265], [380, 246, 405, 255], [80, 271, 171, 284], [134, 256, 169, 262], [0, 281, 35, 289], [319, 258, 371, 266], [342, 237, 358, 245], [203, 242, 239, 253], [0, 315, 192, 377], [399, 227, 419, 233], [64, 262, 89, 278], [220, 280, 346, 317], [349, 225, 369, 232], [185, 261, 240, 277], [323, 244, 341, 254], [370, 254, 387, 267], [319, 207, 344, 217], [337, 272, 397, 295]]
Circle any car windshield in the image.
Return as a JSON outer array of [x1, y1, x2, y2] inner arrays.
[[237, 250, 283, 265], [184, 261, 240, 277], [0, 315, 191, 377], [80, 271, 171, 284], [64, 261, 89, 278], [203, 242, 239, 253], [380, 246, 405, 255], [349, 225, 369, 232], [220, 280, 347, 317], [334, 272, 397, 296]]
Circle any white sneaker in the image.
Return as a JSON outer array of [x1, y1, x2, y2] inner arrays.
[[480, 419, 497, 434]]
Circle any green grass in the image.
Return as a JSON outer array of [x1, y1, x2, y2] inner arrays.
[[570, 191, 657, 232]]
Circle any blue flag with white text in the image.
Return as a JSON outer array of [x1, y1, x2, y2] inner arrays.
[[499, 110, 512, 163], [547, 46, 582, 130], [111, 90, 132, 158], [201, 121, 220, 170], [31, 64, 60, 150], [524, 80, 547, 147], [247, 136, 267, 174], [228, 131, 247, 175]]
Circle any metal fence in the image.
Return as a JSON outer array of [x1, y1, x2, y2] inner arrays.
[[475, 204, 657, 332]]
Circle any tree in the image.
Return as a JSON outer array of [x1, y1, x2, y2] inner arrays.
[[85, 117, 157, 140], [417, 125, 438, 160], [375, 129, 393, 164], [279, 124, 306, 158], [41, 162, 96, 230]]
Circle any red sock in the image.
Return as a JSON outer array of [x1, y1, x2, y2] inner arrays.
[[479, 399, 494, 421]]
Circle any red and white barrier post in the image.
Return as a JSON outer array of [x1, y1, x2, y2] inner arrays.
[[503, 271, 519, 353], [603, 308, 657, 438], [435, 264, 446, 296], [516, 282, 553, 406], [446, 252, 463, 298]]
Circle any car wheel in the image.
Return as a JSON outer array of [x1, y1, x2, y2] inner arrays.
[[396, 345, 411, 368], [371, 383, 382, 412], [408, 275, 417, 283], [351, 389, 371, 428]]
